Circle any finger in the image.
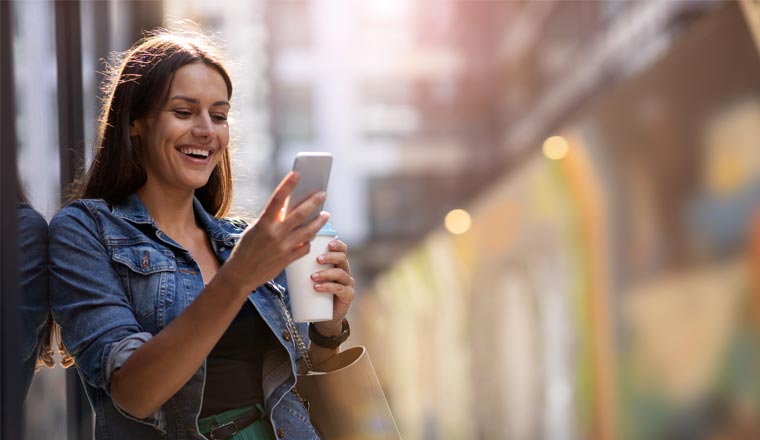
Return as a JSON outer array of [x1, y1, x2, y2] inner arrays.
[[289, 240, 311, 262], [327, 239, 348, 254], [261, 172, 300, 222], [280, 191, 327, 229], [282, 211, 329, 250], [311, 267, 354, 287], [313, 281, 355, 303], [316, 251, 350, 273]]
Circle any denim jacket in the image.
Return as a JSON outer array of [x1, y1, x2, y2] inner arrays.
[[18, 203, 50, 399], [49, 194, 320, 440]]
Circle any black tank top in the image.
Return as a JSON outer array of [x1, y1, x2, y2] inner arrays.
[[199, 301, 280, 418]]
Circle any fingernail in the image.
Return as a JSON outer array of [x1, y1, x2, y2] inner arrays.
[[317, 255, 326, 263], [311, 272, 320, 280], [314, 283, 323, 291]]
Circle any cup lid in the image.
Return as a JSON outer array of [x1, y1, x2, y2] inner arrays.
[[318, 222, 338, 236]]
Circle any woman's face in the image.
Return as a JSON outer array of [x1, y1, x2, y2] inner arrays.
[[130, 62, 230, 194]]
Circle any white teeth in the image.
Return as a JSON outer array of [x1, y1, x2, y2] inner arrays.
[[180, 147, 210, 158]]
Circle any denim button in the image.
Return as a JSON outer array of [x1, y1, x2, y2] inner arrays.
[[282, 330, 291, 342], [219, 246, 226, 252], [277, 427, 285, 438]]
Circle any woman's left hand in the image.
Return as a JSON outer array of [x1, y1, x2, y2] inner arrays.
[[310, 239, 355, 337]]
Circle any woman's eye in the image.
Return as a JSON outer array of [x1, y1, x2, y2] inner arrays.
[[212, 114, 228, 122], [173, 110, 192, 117]]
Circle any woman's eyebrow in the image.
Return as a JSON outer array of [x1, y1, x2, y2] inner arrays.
[[169, 95, 230, 107]]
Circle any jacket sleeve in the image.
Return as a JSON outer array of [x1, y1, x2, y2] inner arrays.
[[49, 201, 151, 392]]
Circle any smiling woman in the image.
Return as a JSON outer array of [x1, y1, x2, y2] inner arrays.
[[48, 24, 356, 440]]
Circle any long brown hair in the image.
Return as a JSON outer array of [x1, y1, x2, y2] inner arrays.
[[73, 26, 234, 217]]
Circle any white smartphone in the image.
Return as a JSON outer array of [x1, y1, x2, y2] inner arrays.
[[284, 152, 333, 225]]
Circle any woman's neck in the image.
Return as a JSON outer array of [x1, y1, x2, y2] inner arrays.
[[136, 184, 198, 237]]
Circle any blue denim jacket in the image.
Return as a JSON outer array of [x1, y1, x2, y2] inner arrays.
[[49, 194, 320, 440], [18, 203, 50, 399]]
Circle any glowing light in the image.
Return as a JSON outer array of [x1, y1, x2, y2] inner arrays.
[[445, 209, 471, 235], [542, 136, 569, 160]]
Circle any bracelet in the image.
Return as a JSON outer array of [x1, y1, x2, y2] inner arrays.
[[309, 319, 350, 349]]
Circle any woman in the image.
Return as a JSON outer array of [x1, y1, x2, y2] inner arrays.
[[49, 27, 355, 440]]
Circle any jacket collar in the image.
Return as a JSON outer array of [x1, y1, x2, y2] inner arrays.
[[192, 197, 236, 244], [111, 193, 154, 225], [111, 193, 235, 244]]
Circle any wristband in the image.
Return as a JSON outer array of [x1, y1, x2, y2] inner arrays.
[[309, 319, 350, 349]]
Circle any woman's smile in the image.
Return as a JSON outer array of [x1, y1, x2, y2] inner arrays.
[[177, 145, 214, 164]]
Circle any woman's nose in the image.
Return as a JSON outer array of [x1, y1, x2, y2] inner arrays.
[[191, 115, 213, 138]]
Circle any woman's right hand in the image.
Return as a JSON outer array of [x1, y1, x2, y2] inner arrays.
[[221, 171, 330, 294]]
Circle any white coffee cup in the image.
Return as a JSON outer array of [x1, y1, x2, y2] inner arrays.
[[285, 223, 338, 322]]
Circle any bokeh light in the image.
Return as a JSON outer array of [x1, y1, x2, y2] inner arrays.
[[444, 209, 471, 235], [543, 135, 569, 160]]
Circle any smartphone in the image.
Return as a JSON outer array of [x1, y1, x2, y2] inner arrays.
[[284, 152, 333, 225]]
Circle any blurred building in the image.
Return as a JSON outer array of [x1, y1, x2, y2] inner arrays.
[[264, 1, 729, 289], [353, 1, 760, 439]]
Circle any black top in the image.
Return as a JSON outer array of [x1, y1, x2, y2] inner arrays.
[[200, 301, 280, 418]]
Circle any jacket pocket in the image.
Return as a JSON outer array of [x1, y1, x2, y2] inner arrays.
[[111, 245, 176, 323]]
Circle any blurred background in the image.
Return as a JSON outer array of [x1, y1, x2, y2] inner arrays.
[[4, 0, 760, 439]]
